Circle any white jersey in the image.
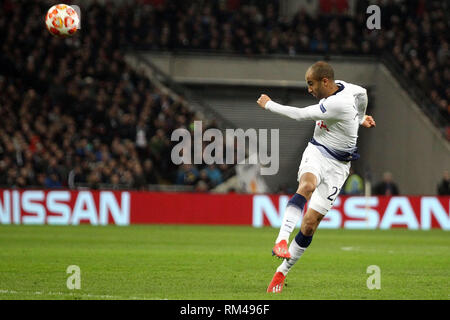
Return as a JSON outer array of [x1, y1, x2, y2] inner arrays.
[[265, 80, 368, 161]]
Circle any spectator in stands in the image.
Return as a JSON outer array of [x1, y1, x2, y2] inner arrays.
[[176, 164, 199, 186], [437, 170, 450, 195], [0, 0, 238, 191], [195, 180, 210, 192], [45, 173, 62, 189], [373, 171, 400, 196], [218, 163, 235, 182], [132, 162, 147, 190], [143, 159, 159, 185], [343, 168, 364, 195], [319, 0, 349, 15], [204, 164, 223, 187], [197, 170, 212, 190]]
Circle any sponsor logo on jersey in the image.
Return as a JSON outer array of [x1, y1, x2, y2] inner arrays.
[[320, 103, 327, 113]]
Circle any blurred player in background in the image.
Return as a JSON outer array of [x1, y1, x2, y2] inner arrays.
[[256, 61, 376, 293]]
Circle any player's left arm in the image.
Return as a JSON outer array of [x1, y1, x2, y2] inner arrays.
[[362, 115, 376, 128], [355, 89, 376, 128]]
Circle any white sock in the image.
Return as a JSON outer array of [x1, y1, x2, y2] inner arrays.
[[275, 205, 302, 244], [276, 239, 306, 276]]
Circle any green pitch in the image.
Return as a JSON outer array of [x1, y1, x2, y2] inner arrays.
[[0, 225, 448, 300]]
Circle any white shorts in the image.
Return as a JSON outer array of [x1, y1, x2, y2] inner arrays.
[[297, 143, 351, 215]]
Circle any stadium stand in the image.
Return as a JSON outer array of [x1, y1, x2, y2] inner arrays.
[[0, 0, 448, 191], [0, 0, 236, 190], [125, 0, 449, 136]]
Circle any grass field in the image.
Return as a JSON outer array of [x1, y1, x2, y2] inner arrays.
[[0, 225, 448, 300]]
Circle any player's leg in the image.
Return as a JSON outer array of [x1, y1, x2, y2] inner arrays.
[[272, 143, 321, 258], [276, 207, 324, 276], [268, 159, 350, 293], [267, 172, 320, 293], [274, 172, 317, 244], [276, 164, 347, 277], [268, 206, 324, 293], [272, 172, 317, 258]]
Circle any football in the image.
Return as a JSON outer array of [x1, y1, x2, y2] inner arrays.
[[45, 4, 79, 38]]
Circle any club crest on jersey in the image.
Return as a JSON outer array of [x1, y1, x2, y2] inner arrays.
[[320, 103, 327, 113], [318, 121, 330, 131]]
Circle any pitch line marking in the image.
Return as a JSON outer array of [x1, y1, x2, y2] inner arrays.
[[0, 289, 167, 300]]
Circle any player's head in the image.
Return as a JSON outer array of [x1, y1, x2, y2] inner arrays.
[[305, 61, 336, 99], [383, 171, 393, 182]]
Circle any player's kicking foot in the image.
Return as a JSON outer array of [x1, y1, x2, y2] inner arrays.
[[266, 271, 286, 293], [272, 240, 291, 259]]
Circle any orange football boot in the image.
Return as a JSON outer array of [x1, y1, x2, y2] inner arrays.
[[267, 271, 286, 293], [272, 240, 291, 259]]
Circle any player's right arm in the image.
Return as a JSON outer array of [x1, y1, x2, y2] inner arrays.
[[256, 94, 346, 122]]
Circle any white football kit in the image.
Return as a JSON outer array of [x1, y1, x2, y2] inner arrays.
[[265, 80, 368, 214]]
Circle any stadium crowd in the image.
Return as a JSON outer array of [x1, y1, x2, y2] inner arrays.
[[0, 0, 448, 192], [0, 0, 235, 190], [130, 0, 449, 136]]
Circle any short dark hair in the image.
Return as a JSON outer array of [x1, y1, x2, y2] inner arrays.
[[308, 61, 335, 81]]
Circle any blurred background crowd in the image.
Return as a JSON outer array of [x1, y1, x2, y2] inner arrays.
[[0, 0, 448, 193], [0, 0, 237, 191], [131, 0, 449, 133]]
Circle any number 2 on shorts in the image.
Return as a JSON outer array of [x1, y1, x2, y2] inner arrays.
[[327, 186, 339, 201]]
